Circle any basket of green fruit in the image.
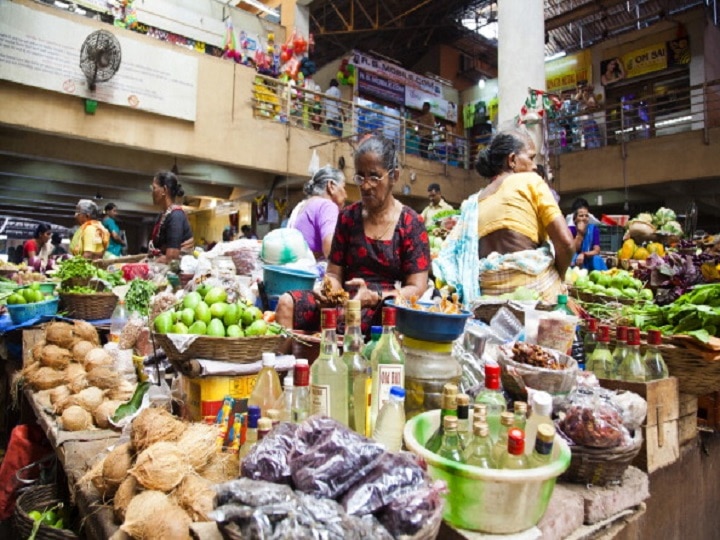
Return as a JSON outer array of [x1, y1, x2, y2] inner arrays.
[[13, 483, 77, 539], [6, 284, 59, 325]]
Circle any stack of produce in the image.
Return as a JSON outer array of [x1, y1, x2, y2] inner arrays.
[[425, 209, 460, 258], [21, 321, 137, 431], [54, 256, 124, 294], [79, 407, 238, 540], [566, 268, 653, 302]]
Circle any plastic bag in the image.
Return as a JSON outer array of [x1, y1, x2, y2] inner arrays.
[[557, 386, 630, 448], [378, 481, 445, 538], [241, 422, 298, 484], [289, 417, 385, 499]]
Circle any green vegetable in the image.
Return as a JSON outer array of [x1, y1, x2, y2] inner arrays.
[[111, 381, 151, 423], [55, 257, 98, 282], [125, 279, 157, 316]]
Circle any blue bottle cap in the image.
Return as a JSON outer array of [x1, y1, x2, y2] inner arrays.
[[248, 405, 261, 419], [370, 325, 382, 336], [389, 386, 406, 399]]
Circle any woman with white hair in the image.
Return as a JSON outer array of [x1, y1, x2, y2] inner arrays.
[[69, 199, 109, 260]]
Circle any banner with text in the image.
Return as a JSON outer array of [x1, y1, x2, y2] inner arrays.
[[352, 50, 443, 97], [405, 86, 457, 122], [601, 37, 690, 86], [357, 69, 405, 106], [0, 1, 198, 121], [545, 50, 592, 93]]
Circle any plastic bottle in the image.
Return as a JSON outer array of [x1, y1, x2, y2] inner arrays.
[[611, 326, 630, 379], [278, 374, 294, 422], [311, 309, 349, 426], [474, 363, 507, 442], [239, 406, 261, 460], [491, 411, 516, 465], [343, 300, 371, 435], [524, 391, 553, 456], [583, 318, 599, 358], [644, 329, 669, 380], [586, 324, 615, 380], [363, 325, 382, 360], [248, 352, 283, 416], [528, 423, 555, 468], [499, 428, 528, 470], [619, 327, 646, 382], [369, 307, 405, 435], [555, 294, 585, 368], [291, 359, 311, 423], [513, 401, 527, 431], [109, 299, 129, 343], [437, 416, 463, 463], [463, 422, 494, 468], [372, 386, 406, 453], [425, 383, 458, 453]]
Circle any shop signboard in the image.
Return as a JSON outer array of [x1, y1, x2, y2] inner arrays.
[[352, 50, 443, 97], [601, 37, 690, 86], [405, 86, 457, 122], [357, 69, 405, 106], [545, 50, 592, 93]]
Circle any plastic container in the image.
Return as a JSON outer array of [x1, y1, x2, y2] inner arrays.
[[6, 297, 59, 325], [372, 386, 406, 452], [404, 409, 571, 534], [403, 337, 461, 419], [247, 352, 283, 416], [262, 265, 317, 297], [389, 299, 471, 343]]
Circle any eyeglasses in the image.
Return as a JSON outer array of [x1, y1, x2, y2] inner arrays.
[[352, 170, 392, 186]]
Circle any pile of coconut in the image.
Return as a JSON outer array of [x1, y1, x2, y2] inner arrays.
[[22, 321, 137, 431], [79, 407, 238, 540]]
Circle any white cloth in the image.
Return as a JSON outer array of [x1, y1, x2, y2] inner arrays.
[[325, 85, 341, 120]]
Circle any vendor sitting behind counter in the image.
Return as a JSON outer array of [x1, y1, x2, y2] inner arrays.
[[275, 133, 431, 334]]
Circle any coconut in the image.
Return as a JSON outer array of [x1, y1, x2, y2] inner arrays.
[[63, 386, 105, 413], [172, 473, 215, 522], [31, 341, 46, 363], [130, 441, 189, 492], [61, 405, 93, 431], [86, 366, 122, 390], [71, 340, 95, 363], [94, 400, 122, 429], [198, 452, 239, 484], [45, 321, 76, 349], [106, 380, 136, 402], [121, 491, 191, 540], [131, 408, 186, 452], [102, 442, 134, 497], [113, 475, 138, 522], [79, 455, 106, 495], [40, 344, 72, 370], [67, 372, 88, 394], [30, 366, 66, 390], [175, 423, 217, 471], [65, 362, 86, 381], [49, 385, 71, 406], [73, 319, 100, 345], [84, 348, 113, 371]]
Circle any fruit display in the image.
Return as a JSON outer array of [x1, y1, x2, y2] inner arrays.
[[153, 283, 283, 337], [625, 207, 683, 247], [568, 268, 653, 302], [617, 238, 665, 261], [425, 209, 460, 258], [6, 282, 56, 305]]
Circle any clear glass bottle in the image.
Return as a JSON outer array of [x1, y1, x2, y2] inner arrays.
[[474, 363, 507, 442], [372, 386, 406, 453], [311, 309, 349, 426], [524, 391, 553, 455], [437, 416, 463, 463], [239, 406, 260, 460], [499, 428, 528, 470], [248, 352, 283, 417], [109, 299, 129, 343], [586, 324, 615, 380], [528, 423, 555, 468], [513, 401, 527, 432], [291, 359, 311, 423], [343, 300, 371, 436], [456, 394, 472, 450], [425, 383, 458, 453], [363, 325, 382, 361], [555, 294, 585, 367], [583, 318, 599, 358], [463, 421, 494, 468], [611, 325, 630, 379], [266, 409, 280, 429], [619, 327, 646, 382], [279, 373, 294, 422], [369, 307, 405, 435], [644, 329, 669, 380], [491, 411, 516, 466]]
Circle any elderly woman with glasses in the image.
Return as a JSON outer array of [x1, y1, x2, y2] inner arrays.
[[70, 199, 109, 260], [276, 134, 430, 335]]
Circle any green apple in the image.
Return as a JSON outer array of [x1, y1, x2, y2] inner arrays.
[[210, 302, 229, 319], [204, 286, 228, 306], [207, 318, 226, 337], [194, 301, 212, 324], [188, 321, 207, 335], [8, 293, 26, 305], [226, 324, 244, 337], [245, 319, 268, 336], [171, 322, 189, 334], [223, 303, 240, 326], [183, 291, 202, 310], [180, 308, 195, 327], [242, 306, 263, 327]]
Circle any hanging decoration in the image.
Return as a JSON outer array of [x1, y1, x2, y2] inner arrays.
[[122, 0, 138, 30], [518, 88, 562, 125], [273, 198, 289, 220], [254, 195, 268, 222], [336, 58, 356, 86], [222, 18, 241, 62]]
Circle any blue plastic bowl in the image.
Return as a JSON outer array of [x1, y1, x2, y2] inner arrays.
[[263, 265, 318, 297], [389, 299, 471, 343]]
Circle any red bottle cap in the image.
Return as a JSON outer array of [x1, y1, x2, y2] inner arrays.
[[507, 428, 525, 455], [597, 324, 610, 342], [485, 363, 501, 390], [294, 362, 310, 386], [587, 318, 598, 332], [321, 308, 337, 329], [626, 327, 641, 346], [382, 306, 396, 326], [616, 325, 628, 342], [647, 329, 662, 346]]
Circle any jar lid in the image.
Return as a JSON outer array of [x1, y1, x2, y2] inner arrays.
[[403, 336, 453, 353]]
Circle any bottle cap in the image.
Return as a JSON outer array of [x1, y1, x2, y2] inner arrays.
[[531, 391, 553, 417], [346, 299, 361, 311], [556, 294, 568, 304], [382, 306, 397, 326], [294, 361, 310, 386], [389, 386, 406, 399], [247, 405, 261, 419], [514, 401, 527, 415], [442, 383, 458, 395], [321, 308, 337, 329], [587, 318, 598, 332], [473, 423, 489, 437], [597, 324, 611, 343], [616, 325, 628, 342], [507, 428, 525, 455], [370, 326, 382, 338], [500, 411, 515, 426], [442, 391, 458, 411], [258, 418, 272, 431], [266, 409, 280, 421], [647, 329, 662, 345], [473, 403, 487, 416], [457, 394, 470, 407], [283, 374, 294, 387], [262, 352, 276, 367], [536, 423, 556, 443], [485, 363, 501, 389], [627, 327, 641, 346], [443, 415, 458, 430]]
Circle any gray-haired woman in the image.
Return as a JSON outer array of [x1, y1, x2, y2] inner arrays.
[[287, 165, 347, 260], [69, 199, 109, 260]]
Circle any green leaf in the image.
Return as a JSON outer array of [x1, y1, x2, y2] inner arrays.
[[686, 329, 712, 343]]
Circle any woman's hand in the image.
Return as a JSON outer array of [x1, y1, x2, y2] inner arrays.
[[346, 278, 381, 309], [575, 253, 585, 267]]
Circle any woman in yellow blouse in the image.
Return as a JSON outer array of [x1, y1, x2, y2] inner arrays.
[[69, 199, 109, 260], [434, 129, 574, 303]]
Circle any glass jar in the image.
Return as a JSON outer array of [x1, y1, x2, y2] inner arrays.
[[403, 337, 461, 419]]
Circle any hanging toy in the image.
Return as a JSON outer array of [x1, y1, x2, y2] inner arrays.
[[222, 18, 240, 62], [273, 198, 289, 218], [254, 195, 268, 221], [124, 0, 138, 30], [293, 33, 307, 55]]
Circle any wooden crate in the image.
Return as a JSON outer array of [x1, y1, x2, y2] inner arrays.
[[600, 377, 680, 474], [697, 391, 720, 431], [678, 392, 698, 446]]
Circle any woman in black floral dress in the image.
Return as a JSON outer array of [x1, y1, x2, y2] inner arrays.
[[276, 134, 431, 334]]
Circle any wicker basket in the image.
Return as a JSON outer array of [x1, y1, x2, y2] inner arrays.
[[6, 297, 59, 325], [153, 332, 287, 364], [59, 292, 118, 320], [560, 430, 643, 486], [568, 286, 639, 306], [473, 300, 553, 325], [13, 484, 77, 540]]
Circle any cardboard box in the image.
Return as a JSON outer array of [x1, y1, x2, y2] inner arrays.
[[181, 373, 258, 423], [600, 377, 680, 473]]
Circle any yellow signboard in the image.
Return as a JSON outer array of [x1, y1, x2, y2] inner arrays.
[[623, 43, 668, 78], [545, 50, 592, 93], [601, 38, 690, 86]]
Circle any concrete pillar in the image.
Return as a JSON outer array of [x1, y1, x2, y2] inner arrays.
[[497, 0, 546, 129]]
